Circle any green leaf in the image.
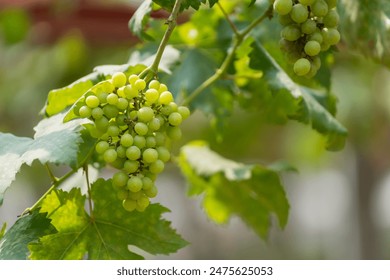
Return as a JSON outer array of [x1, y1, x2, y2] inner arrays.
[[340, 0, 390, 67], [129, 0, 154, 40], [249, 40, 348, 151], [0, 211, 56, 260], [29, 179, 188, 259], [152, 0, 218, 11], [179, 141, 289, 239], [0, 113, 87, 205], [0, 223, 5, 239]]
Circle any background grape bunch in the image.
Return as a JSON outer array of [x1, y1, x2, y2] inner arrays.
[[273, 0, 340, 77], [75, 72, 190, 212]]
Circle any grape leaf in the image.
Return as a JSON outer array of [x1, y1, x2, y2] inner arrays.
[[340, 0, 390, 67], [0, 113, 87, 205], [29, 179, 188, 259], [0, 211, 56, 260], [249, 40, 348, 151], [128, 0, 154, 40], [179, 141, 289, 239]]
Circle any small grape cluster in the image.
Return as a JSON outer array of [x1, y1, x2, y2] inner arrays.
[[273, 0, 340, 77], [75, 72, 190, 212]]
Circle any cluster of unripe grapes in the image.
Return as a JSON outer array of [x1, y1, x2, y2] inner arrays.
[[273, 0, 340, 77], [75, 72, 190, 212]]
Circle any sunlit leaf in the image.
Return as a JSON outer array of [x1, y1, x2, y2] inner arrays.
[[129, 0, 154, 40]]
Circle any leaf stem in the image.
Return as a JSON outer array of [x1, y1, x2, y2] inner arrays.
[[22, 169, 77, 215], [139, 0, 183, 81], [45, 163, 58, 183], [84, 164, 94, 218], [181, 4, 273, 106]]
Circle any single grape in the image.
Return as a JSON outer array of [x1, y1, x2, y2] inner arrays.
[[91, 107, 104, 120], [123, 85, 138, 99], [116, 146, 127, 158], [120, 133, 134, 147], [128, 74, 139, 85], [149, 159, 165, 174], [148, 80, 160, 90], [294, 58, 311, 76], [154, 132, 166, 146], [95, 141, 109, 154], [95, 116, 109, 132], [141, 177, 154, 190], [117, 189, 128, 201], [167, 126, 182, 140], [137, 196, 150, 210], [148, 118, 161, 131], [281, 24, 301, 41], [129, 191, 143, 200], [157, 146, 171, 162], [291, 4, 308, 23], [158, 83, 168, 93], [103, 148, 118, 163], [137, 107, 154, 122], [103, 104, 119, 119], [112, 171, 128, 188], [126, 146, 141, 160], [301, 19, 317, 34], [145, 136, 157, 148], [107, 124, 120, 137], [311, 0, 328, 17], [159, 91, 174, 105], [79, 106, 92, 118], [133, 135, 146, 149], [168, 112, 183, 126], [308, 31, 323, 43], [123, 160, 140, 174], [323, 9, 339, 28], [97, 92, 108, 104], [85, 95, 100, 108], [299, 0, 315, 5], [127, 176, 143, 192], [116, 98, 129, 111], [304, 40, 321, 56], [278, 14, 294, 26], [177, 106, 190, 120], [143, 148, 158, 164], [122, 198, 137, 212], [134, 79, 146, 91], [106, 93, 118, 105], [134, 122, 148, 136], [326, 0, 337, 9], [273, 0, 293, 15], [144, 185, 158, 198], [112, 72, 127, 88], [325, 28, 340, 45], [145, 89, 159, 104]]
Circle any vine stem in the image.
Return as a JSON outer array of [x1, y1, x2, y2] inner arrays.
[[139, 0, 184, 82], [181, 4, 273, 106]]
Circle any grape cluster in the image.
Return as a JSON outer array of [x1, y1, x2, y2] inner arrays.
[[75, 72, 190, 212], [273, 0, 340, 77]]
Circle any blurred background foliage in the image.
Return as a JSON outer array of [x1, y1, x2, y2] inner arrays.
[[1, 0, 390, 259]]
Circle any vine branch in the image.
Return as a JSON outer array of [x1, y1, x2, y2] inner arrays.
[[181, 4, 273, 106], [139, 0, 184, 81]]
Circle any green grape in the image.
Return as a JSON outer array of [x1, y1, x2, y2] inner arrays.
[[137, 107, 154, 122], [122, 198, 137, 212], [305, 62, 318, 78], [120, 133, 134, 147], [141, 177, 154, 190], [144, 185, 158, 198], [106, 93, 118, 105], [311, 0, 328, 17], [126, 146, 141, 160], [159, 91, 174, 105], [127, 176, 143, 192], [148, 118, 161, 131], [134, 79, 146, 91], [103, 104, 119, 119], [304, 40, 321, 56], [149, 159, 165, 174], [301, 19, 317, 34], [123, 85, 138, 99], [134, 122, 148, 136], [91, 107, 104, 120], [286, 50, 302, 64], [103, 148, 117, 163], [154, 132, 166, 146], [325, 28, 340, 45], [167, 126, 182, 140], [168, 102, 178, 112], [168, 112, 182, 126], [100, 133, 109, 141], [112, 171, 128, 188], [97, 92, 108, 104], [111, 157, 126, 170], [145, 136, 157, 148], [148, 80, 160, 90], [281, 24, 301, 41], [133, 135, 146, 149], [323, 9, 339, 28], [116, 145, 127, 158], [112, 72, 127, 88], [278, 14, 294, 26], [129, 191, 143, 200], [291, 4, 308, 23], [85, 95, 100, 108], [116, 114, 126, 126], [107, 124, 120, 137], [116, 98, 129, 111], [160, 105, 173, 116], [143, 148, 158, 164], [144, 172, 157, 181], [117, 189, 128, 201], [308, 31, 323, 43], [156, 146, 171, 162], [273, 0, 293, 15], [79, 106, 92, 118], [95, 141, 109, 154], [128, 110, 138, 121], [299, 0, 315, 5], [294, 58, 311, 76], [117, 86, 125, 98], [128, 74, 139, 85], [145, 89, 159, 103], [123, 160, 140, 173], [312, 55, 321, 69], [177, 106, 190, 120], [137, 196, 150, 210], [95, 116, 109, 132], [158, 83, 168, 93], [326, 0, 337, 9]]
